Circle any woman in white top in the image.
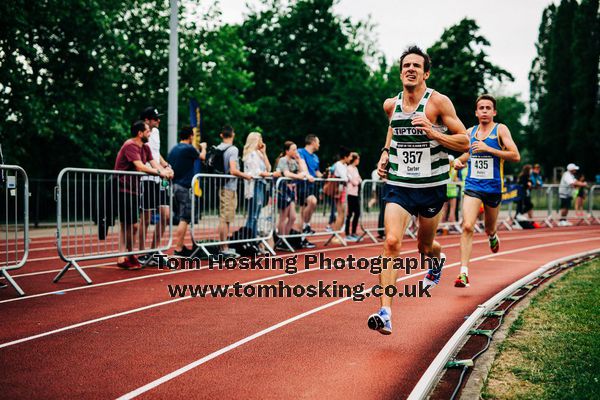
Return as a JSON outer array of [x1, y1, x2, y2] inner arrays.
[[329, 147, 352, 233], [243, 132, 272, 236]]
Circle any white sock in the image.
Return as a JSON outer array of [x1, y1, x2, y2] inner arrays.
[[460, 266, 469, 275], [303, 223, 308, 229], [488, 233, 496, 240], [382, 306, 391, 316]]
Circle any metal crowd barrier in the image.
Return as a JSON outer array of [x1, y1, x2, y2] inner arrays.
[[589, 185, 600, 225], [190, 173, 276, 257], [275, 177, 347, 251], [1, 165, 29, 296], [358, 179, 416, 242], [54, 168, 173, 284]]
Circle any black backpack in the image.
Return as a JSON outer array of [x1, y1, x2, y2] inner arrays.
[[229, 227, 262, 256], [204, 144, 232, 174]]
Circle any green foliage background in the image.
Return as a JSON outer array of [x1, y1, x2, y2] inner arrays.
[[1, 0, 597, 182]]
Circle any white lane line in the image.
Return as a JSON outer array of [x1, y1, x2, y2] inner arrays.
[[0, 241, 385, 304], [8, 229, 590, 280], [1, 237, 596, 358], [116, 236, 599, 399], [0, 230, 589, 304]]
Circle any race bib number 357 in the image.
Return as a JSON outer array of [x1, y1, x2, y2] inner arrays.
[[470, 156, 493, 179], [396, 142, 431, 178]]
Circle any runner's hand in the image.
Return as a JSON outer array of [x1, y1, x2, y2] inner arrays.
[[377, 153, 389, 178], [411, 115, 438, 140], [453, 158, 465, 170], [471, 140, 490, 153]]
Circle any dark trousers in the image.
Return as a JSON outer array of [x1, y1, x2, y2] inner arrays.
[[345, 195, 360, 235]]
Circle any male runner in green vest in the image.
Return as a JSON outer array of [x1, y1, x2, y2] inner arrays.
[[368, 46, 469, 335]]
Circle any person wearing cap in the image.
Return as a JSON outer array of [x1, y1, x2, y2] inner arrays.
[[558, 163, 587, 226], [138, 107, 173, 266]]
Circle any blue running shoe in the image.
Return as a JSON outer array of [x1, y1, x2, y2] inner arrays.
[[422, 253, 446, 288], [367, 308, 392, 335]]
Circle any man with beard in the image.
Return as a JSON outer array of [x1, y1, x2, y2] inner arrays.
[[113, 120, 172, 269]]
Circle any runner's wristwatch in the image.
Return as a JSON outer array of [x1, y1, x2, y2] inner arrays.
[[380, 147, 390, 155]]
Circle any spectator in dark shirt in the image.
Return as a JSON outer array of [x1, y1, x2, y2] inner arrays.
[[168, 126, 206, 256], [516, 164, 534, 220], [114, 120, 172, 269]]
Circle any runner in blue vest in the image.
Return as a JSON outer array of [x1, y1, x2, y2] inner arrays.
[[368, 46, 469, 335], [452, 94, 520, 288]]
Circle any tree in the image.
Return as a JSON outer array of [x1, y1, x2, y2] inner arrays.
[[0, 0, 256, 176], [426, 18, 514, 128], [528, 0, 599, 176], [239, 0, 388, 170], [496, 95, 527, 174], [569, 0, 599, 174]]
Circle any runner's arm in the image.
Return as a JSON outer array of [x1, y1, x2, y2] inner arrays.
[[471, 124, 520, 162], [410, 94, 469, 152], [377, 99, 395, 177]]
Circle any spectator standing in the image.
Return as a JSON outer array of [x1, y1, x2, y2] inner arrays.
[[114, 121, 171, 269], [516, 164, 534, 220], [530, 163, 544, 188], [295, 134, 321, 248], [574, 173, 588, 217], [329, 147, 352, 236], [167, 126, 206, 257], [441, 155, 459, 227], [558, 163, 587, 226], [138, 107, 173, 264], [217, 125, 252, 256], [242, 132, 273, 237], [275, 141, 308, 249], [345, 153, 362, 241]]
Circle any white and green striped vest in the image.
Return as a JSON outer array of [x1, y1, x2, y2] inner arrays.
[[387, 88, 450, 188]]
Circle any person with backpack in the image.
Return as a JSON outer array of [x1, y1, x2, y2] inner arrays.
[[212, 125, 252, 257]]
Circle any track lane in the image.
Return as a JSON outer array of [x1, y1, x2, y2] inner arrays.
[[0, 229, 597, 399]]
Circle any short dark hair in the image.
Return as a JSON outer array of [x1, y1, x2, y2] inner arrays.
[[131, 120, 146, 138], [179, 126, 194, 141], [339, 146, 351, 159], [476, 94, 497, 110], [305, 134, 318, 146], [399, 46, 431, 73], [221, 125, 234, 138]]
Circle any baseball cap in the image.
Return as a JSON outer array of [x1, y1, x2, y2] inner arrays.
[[140, 107, 163, 120], [566, 163, 579, 171]]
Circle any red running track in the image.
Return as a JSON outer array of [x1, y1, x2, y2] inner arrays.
[[0, 226, 598, 399]]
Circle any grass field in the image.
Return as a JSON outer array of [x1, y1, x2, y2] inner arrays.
[[482, 259, 600, 399]]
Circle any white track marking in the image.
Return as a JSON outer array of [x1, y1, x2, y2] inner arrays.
[[116, 237, 599, 399], [0, 241, 387, 303], [1, 237, 596, 363], [0, 230, 591, 304]]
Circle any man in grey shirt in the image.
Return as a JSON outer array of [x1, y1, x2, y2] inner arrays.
[[217, 125, 252, 256], [558, 163, 587, 226]]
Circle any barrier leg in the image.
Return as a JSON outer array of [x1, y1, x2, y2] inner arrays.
[[2, 269, 25, 296], [260, 239, 276, 256], [53, 260, 92, 284]]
